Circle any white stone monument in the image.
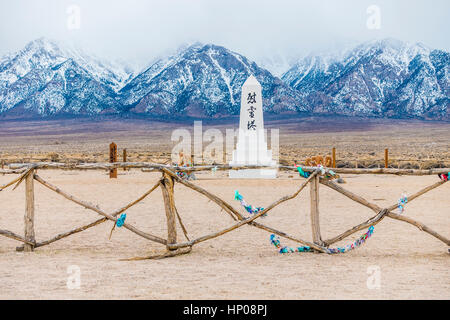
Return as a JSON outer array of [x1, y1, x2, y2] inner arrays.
[[229, 75, 277, 179]]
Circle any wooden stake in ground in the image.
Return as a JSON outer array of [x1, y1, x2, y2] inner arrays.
[[310, 174, 324, 247], [160, 172, 177, 249], [332, 147, 336, 168], [123, 149, 127, 171], [109, 142, 117, 178], [385, 148, 389, 169], [24, 170, 35, 252]]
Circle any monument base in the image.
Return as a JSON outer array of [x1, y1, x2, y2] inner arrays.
[[228, 169, 277, 179]]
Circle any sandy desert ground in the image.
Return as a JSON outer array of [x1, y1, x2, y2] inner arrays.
[[0, 169, 448, 299]]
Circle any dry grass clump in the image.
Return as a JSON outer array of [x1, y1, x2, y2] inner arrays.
[[47, 152, 60, 162]]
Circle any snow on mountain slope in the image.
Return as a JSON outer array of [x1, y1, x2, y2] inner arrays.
[[0, 38, 130, 115], [119, 43, 306, 117], [24, 59, 119, 115], [384, 49, 449, 119], [0, 37, 448, 119], [283, 39, 449, 119]]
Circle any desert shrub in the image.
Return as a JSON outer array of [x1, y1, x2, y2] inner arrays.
[[48, 152, 60, 162]]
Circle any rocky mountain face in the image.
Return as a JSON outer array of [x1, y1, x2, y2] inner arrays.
[[0, 38, 448, 119], [0, 38, 130, 117], [282, 39, 449, 119], [118, 43, 305, 117]]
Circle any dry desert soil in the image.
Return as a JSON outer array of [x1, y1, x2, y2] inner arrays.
[[0, 116, 449, 299]]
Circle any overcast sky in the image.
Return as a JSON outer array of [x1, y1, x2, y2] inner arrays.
[[1, 0, 449, 67]]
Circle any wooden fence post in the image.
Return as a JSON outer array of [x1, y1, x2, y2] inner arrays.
[[123, 149, 127, 171], [332, 147, 336, 168], [161, 172, 177, 248], [24, 170, 35, 252], [310, 174, 323, 247], [385, 148, 389, 169], [109, 142, 117, 178]]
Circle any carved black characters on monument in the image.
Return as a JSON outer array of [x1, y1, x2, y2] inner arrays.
[[247, 92, 256, 104], [247, 92, 257, 130]]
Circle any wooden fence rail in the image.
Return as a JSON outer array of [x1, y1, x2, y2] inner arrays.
[[3, 162, 450, 175], [0, 163, 448, 259]]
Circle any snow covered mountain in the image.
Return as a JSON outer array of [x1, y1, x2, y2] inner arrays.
[[282, 39, 449, 119], [118, 43, 305, 117], [0, 38, 131, 116], [0, 38, 448, 119]]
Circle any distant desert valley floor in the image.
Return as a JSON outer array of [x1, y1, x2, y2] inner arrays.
[[0, 115, 449, 168]]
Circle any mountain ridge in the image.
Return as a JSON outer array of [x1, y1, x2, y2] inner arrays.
[[0, 38, 448, 120], [282, 38, 449, 119]]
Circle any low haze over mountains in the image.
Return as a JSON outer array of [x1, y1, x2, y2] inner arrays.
[[0, 38, 448, 120]]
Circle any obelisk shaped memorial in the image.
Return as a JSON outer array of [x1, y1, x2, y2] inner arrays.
[[229, 75, 276, 179]]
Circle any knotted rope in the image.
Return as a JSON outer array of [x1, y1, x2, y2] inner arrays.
[[270, 226, 375, 254], [109, 213, 127, 239], [234, 190, 266, 217]]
